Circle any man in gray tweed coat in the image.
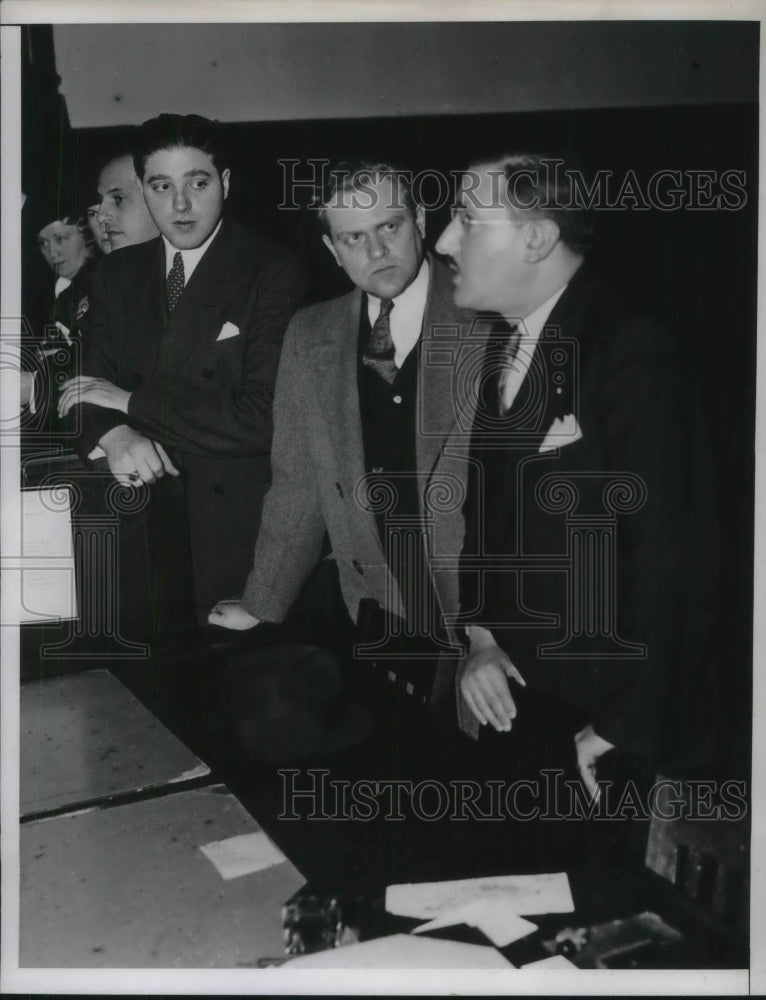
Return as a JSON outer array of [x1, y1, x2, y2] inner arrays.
[[209, 159, 481, 721]]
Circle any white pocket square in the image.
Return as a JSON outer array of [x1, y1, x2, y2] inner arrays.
[[216, 321, 240, 341], [539, 413, 583, 453]]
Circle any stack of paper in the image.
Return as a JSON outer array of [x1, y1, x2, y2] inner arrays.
[[411, 901, 538, 948], [387, 872, 574, 949], [282, 933, 513, 968]]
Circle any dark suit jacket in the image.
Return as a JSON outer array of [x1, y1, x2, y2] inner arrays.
[[242, 255, 480, 709], [461, 264, 715, 756], [51, 258, 97, 347], [76, 219, 308, 617], [28, 258, 98, 439]]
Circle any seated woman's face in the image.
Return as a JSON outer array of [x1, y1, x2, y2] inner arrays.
[[37, 221, 87, 279]]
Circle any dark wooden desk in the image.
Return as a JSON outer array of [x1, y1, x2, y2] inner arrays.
[[20, 669, 209, 819], [19, 623, 748, 972], [20, 785, 305, 968]]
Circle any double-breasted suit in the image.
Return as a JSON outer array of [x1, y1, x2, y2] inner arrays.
[[76, 219, 308, 619], [242, 256, 480, 708], [461, 264, 716, 756]]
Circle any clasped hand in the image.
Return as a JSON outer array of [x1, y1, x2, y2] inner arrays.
[[58, 376, 131, 419], [98, 425, 179, 487], [208, 599, 260, 630]]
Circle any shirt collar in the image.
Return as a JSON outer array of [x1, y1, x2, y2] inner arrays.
[[518, 281, 569, 342], [366, 257, 430, 327], [54, 276, 72, 298], [163, 219, 223, 282]]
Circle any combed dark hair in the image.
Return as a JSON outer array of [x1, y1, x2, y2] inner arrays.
[[474, 153, 595, 255], [315, 159, 417, 233], [132, 114, 229, 180]]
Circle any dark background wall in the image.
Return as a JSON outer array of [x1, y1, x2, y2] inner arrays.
[[19, 23, 757, 777]]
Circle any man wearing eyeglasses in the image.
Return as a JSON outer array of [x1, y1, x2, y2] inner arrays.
[[210, 159, 479, 717], [436, 153, 705, 798]]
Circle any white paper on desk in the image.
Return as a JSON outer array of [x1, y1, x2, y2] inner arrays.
[[15, 487, 77, 623], [521, 954, 578, 969], [283, 933, 513, 969], [411, 900, 537, 947], [386, 872, 574, 920], [199, 830, 287, 880]]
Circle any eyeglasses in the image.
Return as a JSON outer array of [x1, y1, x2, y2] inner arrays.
[[449, 205, 525, 229]]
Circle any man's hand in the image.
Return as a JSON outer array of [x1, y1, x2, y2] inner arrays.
[[459, 627, 526, 732], [208, 599, 261, 630], [58, 376, 131, 418], [98, 424, 180, 487], [574, 724, 615, 803]]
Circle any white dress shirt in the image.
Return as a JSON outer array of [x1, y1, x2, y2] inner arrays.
[[366, 258, 430, 368], [162, 219, 223, 285]]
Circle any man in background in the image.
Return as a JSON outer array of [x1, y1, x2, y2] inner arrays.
[[94, 152, 159, 252]]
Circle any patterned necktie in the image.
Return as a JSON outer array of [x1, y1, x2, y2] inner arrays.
[[362, 298, 396, 383], [496, 322, 522, 415], [166, 251, 185, 313]]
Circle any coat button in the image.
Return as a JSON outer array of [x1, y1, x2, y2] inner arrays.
[[392, 394, 402, 404], [213, 485, 225, 496], [352, 559, 364, 575], [202, 367, 215, 379]]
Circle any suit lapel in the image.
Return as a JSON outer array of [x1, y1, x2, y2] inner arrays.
[[417, 258, 493, 478], [493, 269, 595, 445], [159, 222, 237, 383], [534, 264, 593, 431], [312, 289, 386, 557], [312, 289, 365, 487], [417, 257, 464, 479], [121, 238, 166, 379]]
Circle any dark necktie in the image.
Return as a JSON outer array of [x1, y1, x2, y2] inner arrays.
[[496, 322, 522, 415], [362, 298, 396, 383], [166, 251, 185, 313]]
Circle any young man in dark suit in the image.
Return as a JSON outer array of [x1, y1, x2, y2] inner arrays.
[[435, 154, 710, 798], [59, 114, 307, 626]]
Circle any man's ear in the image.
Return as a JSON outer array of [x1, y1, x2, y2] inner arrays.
[[414, 203, 426, 239], [523, 218, 560, 262], [134, 176, 150, 206], [221, 168, 231, 200], [322, 233, 341, 266]]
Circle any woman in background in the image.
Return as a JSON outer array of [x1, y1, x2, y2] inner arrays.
[[37, 213, 98, 348], [23, 214, 97, 423]]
